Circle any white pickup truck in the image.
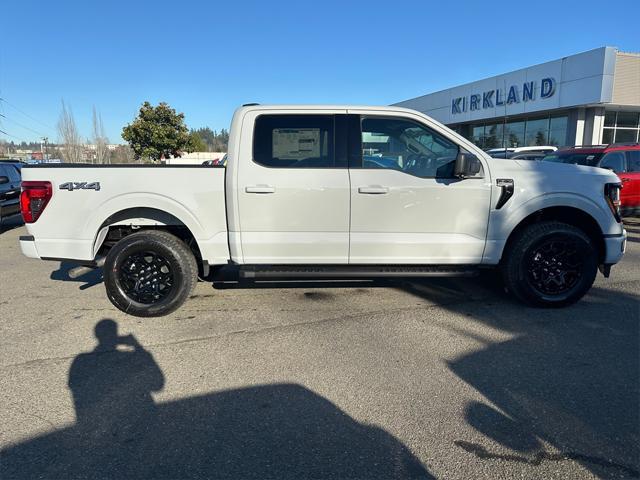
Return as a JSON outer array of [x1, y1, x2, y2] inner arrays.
[[19, 104, 626, 316]]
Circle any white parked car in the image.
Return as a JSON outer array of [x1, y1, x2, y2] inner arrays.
[[19, 105, 626, 316], [486, 146, 558, 158]]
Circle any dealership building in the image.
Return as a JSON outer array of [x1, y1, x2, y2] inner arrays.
[[395, 47, 640, 149]]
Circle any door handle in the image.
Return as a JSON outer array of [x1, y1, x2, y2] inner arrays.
[[358, 186, 389, 194], [245, 185, 276, 194]]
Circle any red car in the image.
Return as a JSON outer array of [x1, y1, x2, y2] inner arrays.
[[543, 143, 640, 216]]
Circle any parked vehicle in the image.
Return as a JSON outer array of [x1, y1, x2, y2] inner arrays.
[[0, 159, 24, 171], [509, 152, 546, 161], [486, 146, 557, 158], [0, 162, 22, 227], [19, 105, 626, 316], [542, 143, 640, 216]]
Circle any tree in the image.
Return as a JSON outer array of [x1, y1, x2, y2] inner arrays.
[[122, 102, 191, 161], [92, 106, 109, 164], [187, 131, 207, 152], [57, 100, 83, 163], [111, 145, 136, 164], [535, 131, 546, 146], [191, 126, 229, 152]]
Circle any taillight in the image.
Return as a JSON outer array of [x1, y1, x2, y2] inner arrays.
[[604, 182, 622, 223], [21, 181, 53, 223]]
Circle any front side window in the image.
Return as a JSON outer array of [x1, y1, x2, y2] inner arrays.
[[6, 165, 21, 182], [253, 115, 335, 168], [599, 152, 626, 172], [627, 151, 640, 172], [359, 116, 460, 178]]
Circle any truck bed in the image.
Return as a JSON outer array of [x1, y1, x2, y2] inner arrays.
[[20, 165, 230, 264]]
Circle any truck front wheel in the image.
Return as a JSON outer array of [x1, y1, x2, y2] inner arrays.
[[502, 221, 598, 307], [104, 230, 198, 317]]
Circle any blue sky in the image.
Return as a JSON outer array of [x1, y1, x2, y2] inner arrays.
[[1, 0, 639, 144]]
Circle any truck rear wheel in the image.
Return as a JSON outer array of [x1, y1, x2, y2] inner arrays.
[[502, 221, 597, 307], [104, 230, 198, 317]]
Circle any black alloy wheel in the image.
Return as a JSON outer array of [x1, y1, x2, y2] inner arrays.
[[117, 250, 175, 304], [525, 236, 584, 296], [502, 221, 597, 307], [104, 230, 198, 317]]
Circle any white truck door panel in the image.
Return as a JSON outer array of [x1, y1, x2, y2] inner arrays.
[[349, 170, 491, 263], [237, 110, 350, 264], [348, 112, 492, 264]]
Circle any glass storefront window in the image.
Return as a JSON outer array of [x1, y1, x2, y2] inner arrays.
[[602, 111, 640, 144], [484, 123, 503, 149], [468, 114, 569, 149], [604, 111, 617, 127], [614, 129, 639, 143], [616, 112, 640, 128], [505, 121, 525, 147], [525, 118, 549, 146], [548, 116, 567, 146], [471, 126, 484, 147], [602, 128, 614, 144]]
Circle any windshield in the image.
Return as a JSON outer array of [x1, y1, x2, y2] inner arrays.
[[541, 152, 603, 166]]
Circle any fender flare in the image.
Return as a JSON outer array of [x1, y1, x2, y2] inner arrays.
[[86, 193, 205, 257], [485, 192, 610, 264]]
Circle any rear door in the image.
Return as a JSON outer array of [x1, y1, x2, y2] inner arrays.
[[237, 110, 351, 264], [347, 111, 492, 264]]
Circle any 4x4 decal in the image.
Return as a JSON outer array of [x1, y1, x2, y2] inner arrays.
[[59, 182, 101, 191]]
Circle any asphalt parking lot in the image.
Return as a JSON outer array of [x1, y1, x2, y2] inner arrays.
[[0, 214, 638, 480]]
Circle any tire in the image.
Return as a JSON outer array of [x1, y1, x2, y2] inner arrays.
[[502, 221, 598, 307], [104, 230, 198, 317]]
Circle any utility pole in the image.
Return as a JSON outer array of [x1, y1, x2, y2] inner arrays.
[[42, 137, 49, 161]]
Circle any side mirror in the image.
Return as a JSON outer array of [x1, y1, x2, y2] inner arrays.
[[454, 152, 482, 178], [0, 176, 9, 185]]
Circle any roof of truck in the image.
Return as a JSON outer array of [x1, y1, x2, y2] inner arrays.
[[236, 104, 423, 114]]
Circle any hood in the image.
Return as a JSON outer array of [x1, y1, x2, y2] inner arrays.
[[487, 158, 620, 184]]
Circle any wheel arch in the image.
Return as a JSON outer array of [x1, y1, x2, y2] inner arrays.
[[92, 206, 204, 273], [500, 206, 605, 264]]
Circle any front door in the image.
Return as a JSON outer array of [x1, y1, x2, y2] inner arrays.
[[348, 112, 492, 264], [237, 112, 351, 264], [620, 150, 640, 211], [600, 150, 640, 211]]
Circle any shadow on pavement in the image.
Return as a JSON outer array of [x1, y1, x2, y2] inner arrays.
[[0, 319, 432, 480], [401, 273, 639, 479], [50, 262, 103, 290]]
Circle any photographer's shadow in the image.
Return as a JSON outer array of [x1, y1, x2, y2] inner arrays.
[[2, 319, 432, 479]]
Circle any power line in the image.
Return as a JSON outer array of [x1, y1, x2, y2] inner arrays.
[[3, 116, 49, 137], [0, 114, 49, 138], [0, 97, 56, 134], [0, 128, 25, 140]]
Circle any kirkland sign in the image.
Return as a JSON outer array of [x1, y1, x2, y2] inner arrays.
[[451, 77, 556, 114]]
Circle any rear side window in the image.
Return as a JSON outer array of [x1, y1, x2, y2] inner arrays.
[[253, 115, 336, 168]]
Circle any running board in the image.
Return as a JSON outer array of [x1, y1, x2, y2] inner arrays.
[[239, 265, 479, 280]]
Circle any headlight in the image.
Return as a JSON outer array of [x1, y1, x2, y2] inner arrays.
[[604, 182, 622, 222]]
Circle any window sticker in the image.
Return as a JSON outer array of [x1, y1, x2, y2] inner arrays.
[[273, 128, 320, 159]]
